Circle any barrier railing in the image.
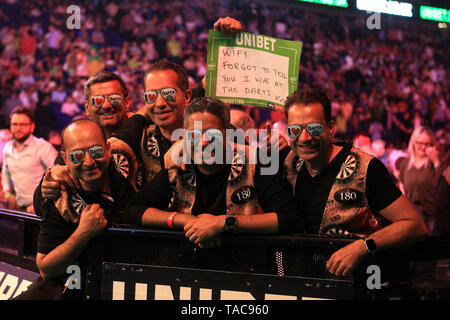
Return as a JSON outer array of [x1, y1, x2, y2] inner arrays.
[[1, 209, 449, 300]]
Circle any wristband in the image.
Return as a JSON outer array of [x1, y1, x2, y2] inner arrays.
[[168, 212, 179, 229]]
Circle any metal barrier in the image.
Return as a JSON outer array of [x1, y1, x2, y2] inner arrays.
[[1, 209, 450, 300]]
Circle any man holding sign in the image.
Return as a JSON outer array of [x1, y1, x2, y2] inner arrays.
[[109, 18, 244, 190]]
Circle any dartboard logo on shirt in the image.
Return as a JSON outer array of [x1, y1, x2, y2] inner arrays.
[[228, 151, 246, 186], [111, 150, 131, 179], [70, 193, 87, 217], [336, 152, 360, 183], [145, 131, 160, 158]]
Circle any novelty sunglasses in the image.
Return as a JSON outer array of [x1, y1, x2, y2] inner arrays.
[[186, 129, 223, 144], [144, 88, 177, 104], [90, 94, 123, 108], [286, 123, 324, 139], [68, 145, 105, 164]]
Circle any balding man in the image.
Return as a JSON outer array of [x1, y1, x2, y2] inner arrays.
[[17, 120, 135, 299]]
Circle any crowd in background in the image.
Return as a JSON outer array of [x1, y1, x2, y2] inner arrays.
[[0, 0, 448, 194]]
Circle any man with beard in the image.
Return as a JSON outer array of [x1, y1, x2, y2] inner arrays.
[[2, 107, 58, 211]]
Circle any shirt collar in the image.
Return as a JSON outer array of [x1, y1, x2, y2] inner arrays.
[[14, 134, 34, 149]]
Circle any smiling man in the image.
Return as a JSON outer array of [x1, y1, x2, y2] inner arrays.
[[16, 119, 135, 299], [109, 59, 194, 190], [283, 88, 427, 277], [83, 71, 132, 138]]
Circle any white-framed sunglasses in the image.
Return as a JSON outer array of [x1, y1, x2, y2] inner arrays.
[[144, 88, 177, 104], [68, 145, 105, 164], [186, 129, 223, 144], [286, 123, 324, 139], [90, 94, 123, 108]]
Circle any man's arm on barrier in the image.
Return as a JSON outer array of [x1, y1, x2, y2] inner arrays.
[[124, 168, 198, 227], [184, 212, 279, 247], [326, 194, 427, 277]]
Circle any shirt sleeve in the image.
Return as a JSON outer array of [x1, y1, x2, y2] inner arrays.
[[123, 169, 172, 225], [39, 141, 58, 169], [254, 162, 305, 234], [366, 157, 402, 212], [111, 114, 148, 156], [2, 148, 12, 192]]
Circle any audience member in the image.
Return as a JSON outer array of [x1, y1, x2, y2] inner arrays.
[[125, 97, 303, 249], [1, 107, 58, 211], [283, 88, 427, 277], [397, 126, 441, 234], [14, 119, 135, 300]]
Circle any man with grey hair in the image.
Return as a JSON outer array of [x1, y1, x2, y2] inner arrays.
[[40, 70, 148, 198], [124, 97, 303, 249], [82, 70, 132, 139]]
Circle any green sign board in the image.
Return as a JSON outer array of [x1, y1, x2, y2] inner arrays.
[[206, 30, 302, 111], [420, 6, 450, 23], [296, 0, 348, 8]]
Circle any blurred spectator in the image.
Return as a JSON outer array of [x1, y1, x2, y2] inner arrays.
[[19, 84, 38, 111], [354, 133, 372, 154], [1, 90, 21, 127], [51, 83, 67, 104], [371, 139, 389, 170], [2, 107, 58, 212], [44, 25, 63, 56], [48, 130, 62, 151], [34, 94, 60, 140], [0, 128, 12, 167], [368, 119, 384, 141], [19, 28, 36, 64], [396, 126, 440, 234], [60, 96, 81, 117]]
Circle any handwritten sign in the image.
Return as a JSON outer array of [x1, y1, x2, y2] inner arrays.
[[206, 31, 302, 111]]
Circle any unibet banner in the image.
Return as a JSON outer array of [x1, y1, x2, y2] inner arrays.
[[206, 31, 302, 112]]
